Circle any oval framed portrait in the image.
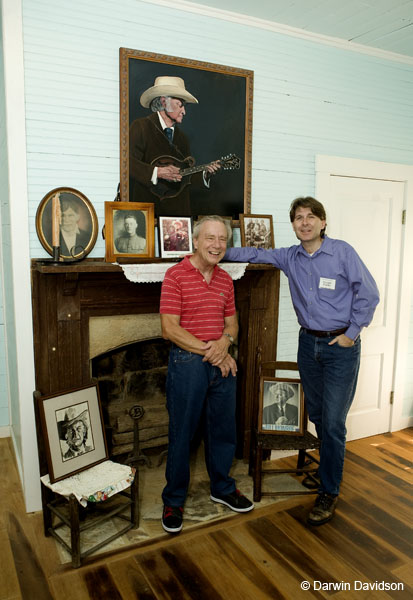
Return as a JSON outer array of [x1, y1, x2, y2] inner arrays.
[[36, 187, 98, 261]]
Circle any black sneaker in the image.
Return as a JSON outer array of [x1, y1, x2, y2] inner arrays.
[[162, 505, 183, 533], [307, 492, 338, 526], [210, 489, 254, 513]]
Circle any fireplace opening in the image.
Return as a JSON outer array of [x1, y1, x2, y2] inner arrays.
[[91, 337, 171, 462]]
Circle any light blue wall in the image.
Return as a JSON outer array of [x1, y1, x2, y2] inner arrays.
[[0, 8, 10, 429], [18, 0, 413, 415]]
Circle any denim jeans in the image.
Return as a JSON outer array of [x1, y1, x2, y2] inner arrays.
[[162, 344, 237, 507], [297, 328, 361, 496]]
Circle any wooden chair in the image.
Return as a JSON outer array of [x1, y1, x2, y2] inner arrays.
[[250, 359, 320, 502], [33, 390, 141, 568]]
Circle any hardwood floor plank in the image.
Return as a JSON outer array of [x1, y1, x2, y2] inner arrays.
[[286, 504, 411, 599], [0, 528, 21, 600], [83, 566, 124, 600], [207, 529, 289, 599], [49, 570, 91, 600], [337, 497, 412, 559], [2, 431, 412, 599], [135, 546, 221, 600], [392, 560, 413, 587], [345, 446, 413, 486], [108, 556, 157, 599], [6, 512, 53, 600], [268, 509, 378, 585]]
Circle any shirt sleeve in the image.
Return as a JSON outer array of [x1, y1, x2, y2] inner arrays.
[[224, 246, 290, 273], [344, 245, 380, 340]]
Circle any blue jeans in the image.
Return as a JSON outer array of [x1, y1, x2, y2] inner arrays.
[[162, 344, 237, 507], [297, 329, 361, 496]]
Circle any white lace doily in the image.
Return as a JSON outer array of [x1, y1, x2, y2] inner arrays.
[[119, 262, 248, 283], [41, 460, 135, 507]]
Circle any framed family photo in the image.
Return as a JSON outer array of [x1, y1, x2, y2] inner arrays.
[[36, 187, 98, 260], [104, 201, 155, 262], [159, 216, 193, 258], [258, 377, 304, 435], [240, 214, 274, 249], [37, 384, 108, 483], [119, 47, 253, 219]]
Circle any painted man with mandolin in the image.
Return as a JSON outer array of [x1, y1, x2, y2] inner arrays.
[[129, 76, 221, 217]]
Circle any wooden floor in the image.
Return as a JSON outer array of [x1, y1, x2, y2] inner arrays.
[[1, 429, 412, 599]]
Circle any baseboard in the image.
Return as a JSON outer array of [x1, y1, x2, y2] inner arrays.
[[0, 426, 11, 438]]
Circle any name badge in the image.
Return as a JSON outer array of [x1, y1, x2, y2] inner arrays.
[[319, 277, 336, 290]]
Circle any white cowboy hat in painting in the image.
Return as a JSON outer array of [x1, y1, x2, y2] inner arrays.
[[140, 76, 199, 108]]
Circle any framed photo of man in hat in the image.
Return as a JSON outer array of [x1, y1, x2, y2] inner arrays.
[[37, 383, 108, 482], [158, 216, 193, 258], [119, 48, 252, 220], [258, 377, 304, 435]]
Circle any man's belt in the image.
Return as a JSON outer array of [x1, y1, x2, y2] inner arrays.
[[302, 327, 348, 338]]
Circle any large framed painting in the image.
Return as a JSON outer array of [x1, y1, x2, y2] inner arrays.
[[119, 48, 253, 220]]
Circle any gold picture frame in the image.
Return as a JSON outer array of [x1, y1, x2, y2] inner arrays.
[[104, 201, 155, 262], [35, 187, 98, 261], [240, 214, 274, 249], [119, 47, 253, 219]]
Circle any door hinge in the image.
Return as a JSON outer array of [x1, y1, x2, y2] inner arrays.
[[402, 210, 406, 225], [390, 391, 394, 405]]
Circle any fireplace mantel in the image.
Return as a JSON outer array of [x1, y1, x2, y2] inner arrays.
[[31, 258, 280, 457]]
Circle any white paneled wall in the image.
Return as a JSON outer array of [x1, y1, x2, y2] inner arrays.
[[0, 0, 410, 508], [20, 0, 413, 369]]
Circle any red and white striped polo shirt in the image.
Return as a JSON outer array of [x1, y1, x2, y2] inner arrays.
[[160, 255, 236, 341]]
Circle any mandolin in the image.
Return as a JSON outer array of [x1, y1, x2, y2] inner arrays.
[[150, 153, 241, 200]]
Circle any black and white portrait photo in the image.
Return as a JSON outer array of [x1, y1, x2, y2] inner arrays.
[[240, 214, 274, 250], [260, 379, 303, 434], [36, 187, 98, 260], [114, 209, 147, 254]]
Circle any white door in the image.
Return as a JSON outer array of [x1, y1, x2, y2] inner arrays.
[[317, 158, 406, 440]]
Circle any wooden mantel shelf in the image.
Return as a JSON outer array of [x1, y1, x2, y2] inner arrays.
[[32, 257, 277, 274], [31, 257, 280, 457]]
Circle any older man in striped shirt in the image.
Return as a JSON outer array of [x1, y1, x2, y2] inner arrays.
[[159, 215, 254, 534]]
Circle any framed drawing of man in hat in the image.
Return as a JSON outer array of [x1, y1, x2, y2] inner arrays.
[[37, 384, 108, 482], [119, 48, 252, 220], [258, 377, 304, 435]]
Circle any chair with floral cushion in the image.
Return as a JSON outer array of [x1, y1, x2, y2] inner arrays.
[[33, 385, 141, 568]]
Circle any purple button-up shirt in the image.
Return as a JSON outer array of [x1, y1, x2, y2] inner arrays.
[[225, 236, 379, 340]]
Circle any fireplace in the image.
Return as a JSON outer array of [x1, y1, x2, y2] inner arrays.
[[31, 259, 280, 457]]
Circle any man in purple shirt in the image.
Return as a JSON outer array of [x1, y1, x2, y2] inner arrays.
[[225, 196, 379, 525]]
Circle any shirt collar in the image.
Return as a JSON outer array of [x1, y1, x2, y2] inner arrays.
[[182, 255, 219, 276], [158, 111, 174, 131], [297, 235, 333, 257]]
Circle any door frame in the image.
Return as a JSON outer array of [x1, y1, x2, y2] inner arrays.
[[316, 155, 413, 433]]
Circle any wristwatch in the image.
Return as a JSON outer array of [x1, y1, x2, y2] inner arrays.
[[223, 333, 234, 344]]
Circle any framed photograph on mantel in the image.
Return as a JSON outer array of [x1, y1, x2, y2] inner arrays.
[[104, 201, 155, 262], [159, 216, 193, 258], [258, 377, 304, 435], [36, 187, 98, 261], [37, 384, 108, 483], [119, 47, 253, 219], [240, 214, 274, 249]]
